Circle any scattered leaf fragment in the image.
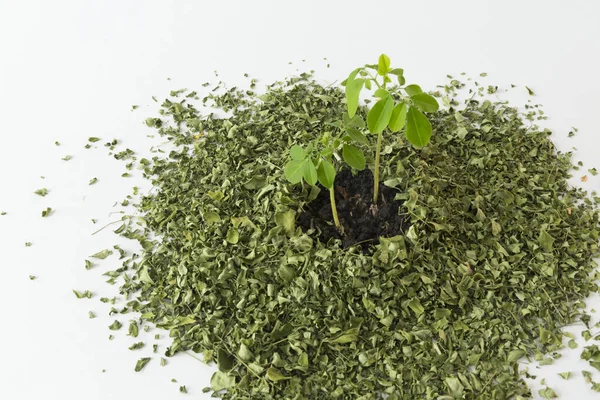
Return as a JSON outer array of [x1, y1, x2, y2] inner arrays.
[[108, 320, 122, 331], [90, 249, 113, 259], [134, 357, 151, 372], [73, 289, 93, 299]]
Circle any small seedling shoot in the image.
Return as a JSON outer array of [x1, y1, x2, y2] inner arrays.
[[343, 54, 439, 204]]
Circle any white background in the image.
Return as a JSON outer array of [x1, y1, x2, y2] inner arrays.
[[1, 0, 599, 399]]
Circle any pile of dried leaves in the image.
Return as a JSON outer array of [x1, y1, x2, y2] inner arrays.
[[110, 73, 599, 399]]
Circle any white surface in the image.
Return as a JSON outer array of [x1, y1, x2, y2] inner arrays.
[[1, 0, 599, 399]]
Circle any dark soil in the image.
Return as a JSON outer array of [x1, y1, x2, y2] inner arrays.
[[298, 168, 410, 250]]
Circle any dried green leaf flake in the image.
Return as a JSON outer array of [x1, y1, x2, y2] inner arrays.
[[34, 188, 48, 197], [73, 289, 93, 299], [129, 342, 145, 350], [108, 320, 122, 331], [558, 372, 572, 380], [90, 249, 113, 259], [134, 357, 151, 372], [539, 387, 557, 399], [210, 371, 236, 391]]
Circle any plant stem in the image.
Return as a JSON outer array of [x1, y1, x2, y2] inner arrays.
[[373, 131, 382, 204], [329, 186, 341, 229]]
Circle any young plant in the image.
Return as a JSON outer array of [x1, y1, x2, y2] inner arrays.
[[284, 129, 367, 231], [342, 54, 440, 204]]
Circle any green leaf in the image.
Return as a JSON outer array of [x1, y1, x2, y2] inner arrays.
[[108, 320, 122, 330], [129, 342, 145, 350], [238, 343, 253, 362], [342, 144, 365, 170], [134, 357, 151, 372], [388, 102, 408, 132], [88, 137, 102, 143], [374, 88, 390, 99], [73, 289, 93, 299], [389, 68, 404, 76], [226, 227, 239, 244], [343, 113, 365, 129], [406, 107, 432, 148], [278, 265, 296, 283], [344, 67, 361, 85], [404, 84, 423, 97], [346, 78, 364, 118], [345, 128, 369, 145], [317, 159, 336, 189], [266, 366, 289, 381], [444, 376, 464, 396], [41, 207, 52, 217], [367, 96, 393, 134], [411, 93, 439, 113], [289, 145, 305, 161], [34, 188, 48, 197], [558, 372, 572, 380], [303, 159, 318, 185], [491, 219, 502, 235], [284, 159, 305, 184], [407, 298, 424, 316], [331, 327, 360, 344], [215, 349, 234, 373], [507, 349, 526, 363], [538, 229, 554, 252], [377, 54, 391, 75], [139, 264, 154, 284], [538, 387, 557, 399], [128, 321, 139, 337], [90, 249, 113, 259], [275, 210, 296, 234]]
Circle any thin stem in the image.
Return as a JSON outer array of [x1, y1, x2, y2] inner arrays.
[[329, 186, 341, 229], [366, 72, 381, 89], [91, 220, 123, 236], [373, 131, 383, 204]]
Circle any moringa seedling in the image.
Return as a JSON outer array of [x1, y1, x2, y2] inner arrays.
[[343, 53, 439, 204], [284, 127, 367, 231]]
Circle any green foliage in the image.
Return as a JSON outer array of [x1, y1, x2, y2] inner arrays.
[[341, 54, 440, 203], [367, 96, 394, 134], [283, 97, 371, 228], [406, 107, 432, 148], [342, 144, 366, 170]]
